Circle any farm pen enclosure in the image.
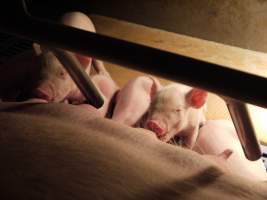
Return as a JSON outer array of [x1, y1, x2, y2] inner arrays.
[[91, 14, 267, 145], [1, 1, 266, 152], [93, 15, 267, 143]]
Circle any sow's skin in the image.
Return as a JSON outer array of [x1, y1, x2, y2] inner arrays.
[[112, 76, 207, 148], [193, 119, 267, 181], [1, 100, 267, 200]]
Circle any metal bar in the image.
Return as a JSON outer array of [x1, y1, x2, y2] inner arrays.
[[51, 48, 104, 108], [1, 15, 267, 109], [224, 97, 261, 160]]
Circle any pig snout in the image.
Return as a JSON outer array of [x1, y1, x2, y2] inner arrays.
[[33, 86, 55, 102], [145, 120, 166, 137]]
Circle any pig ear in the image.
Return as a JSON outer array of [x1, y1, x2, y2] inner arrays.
[[32, 43, 42, 55], [186, 88, 207, 108], [32, 43, 50, 55], [218, 149, 233, 160], [150, 77, 162, 99], [75, 54, 91, 69]]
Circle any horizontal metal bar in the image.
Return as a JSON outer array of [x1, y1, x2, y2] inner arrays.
[[1, 13, 267, 109]]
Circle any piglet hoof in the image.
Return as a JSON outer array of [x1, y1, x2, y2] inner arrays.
[[62, 99, 69, 104]]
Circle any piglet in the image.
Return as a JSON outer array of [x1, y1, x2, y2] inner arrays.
[[31, 44, 88, 103], [31, 12, 114, 105], [193, 120, 267, 181], [112, 76, 162, 125], [29, 12, 119, 117], [112, 78, 207, 148], [90, 59, 119, 117], [33, 44, 118, 115], [142, 83, 207, 148]]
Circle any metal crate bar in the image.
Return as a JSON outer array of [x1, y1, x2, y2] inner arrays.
[[0, 0, 264, 160]]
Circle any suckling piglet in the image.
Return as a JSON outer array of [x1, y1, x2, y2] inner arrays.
[[112, 77, 207, 148], [31, 12, 116, 105], [142, 83, 208, 148], [31, 44, 87, 103], [32, 43, 118, 112], [112, 76, 162, 125]]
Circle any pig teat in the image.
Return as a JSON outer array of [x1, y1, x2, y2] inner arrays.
[[145, 120, 167, 138]]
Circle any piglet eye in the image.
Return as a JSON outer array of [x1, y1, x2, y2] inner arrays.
[[58, 69, 67, 80], [176, 109, 181, 112], [59, 70, 65, 77]]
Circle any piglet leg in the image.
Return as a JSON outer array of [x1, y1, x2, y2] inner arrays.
[[87, 60, 119, 117], [112, 76, 162, 126], [91, 75, 118, 117], [92, 59, 112, 78]]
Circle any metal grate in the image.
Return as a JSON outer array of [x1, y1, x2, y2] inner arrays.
[[0, 32, 32, 65]]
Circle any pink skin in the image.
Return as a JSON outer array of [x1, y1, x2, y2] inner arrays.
[[90, 64, 119, 117], [112, 76, 162, 126], [31, 46, 91, 103], [32, 47, 118, 117], [143, 83, 207, 148], [2, 102, 267, 199], [31, 12, 103, 104], [111, 78, 207, 148], [29, 13, 119, 117], [193, 120, 267, 181]]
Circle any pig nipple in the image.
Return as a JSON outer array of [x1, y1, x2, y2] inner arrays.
[[146, 120, 165, 137]]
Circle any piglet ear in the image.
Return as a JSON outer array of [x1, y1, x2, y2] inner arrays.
[[186, 88, 207, 108], [32, 43, 50, 55], [32, 43, 42, 56], [75, 54, 92, 69], [218, 149, 233, 160], [150, 76, 162, 99]]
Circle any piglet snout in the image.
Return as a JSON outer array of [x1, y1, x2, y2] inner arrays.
[[145, 120, 166, 137], [33, 88, 54, 102]]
